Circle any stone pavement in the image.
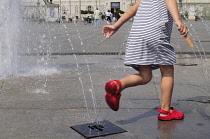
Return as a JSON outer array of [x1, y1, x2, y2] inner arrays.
[[0, 20, 210, 138]]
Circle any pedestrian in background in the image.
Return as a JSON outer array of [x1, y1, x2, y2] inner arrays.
[[101, 12, 106, 21], [105, 10, 112, 25], [87, 12, 92, 23], [102, 0, 188, 121], [94, 8, 101, 28], [68, 14, 72, 23], [114, 9, 121, 22]]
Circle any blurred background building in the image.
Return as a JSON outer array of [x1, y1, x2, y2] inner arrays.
[[22, 0, 210, 22]]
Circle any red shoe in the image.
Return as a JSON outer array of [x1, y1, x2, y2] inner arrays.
[[105, 80, 122, 111], [158, 107, 184, 121]]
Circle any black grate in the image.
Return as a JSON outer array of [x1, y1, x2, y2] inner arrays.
[[71, 120, 127, 139], [19, 51, 210, 56]]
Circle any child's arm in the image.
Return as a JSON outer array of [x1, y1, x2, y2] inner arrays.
[[102, 0, 142, 38], [164, 0, 188, 37]]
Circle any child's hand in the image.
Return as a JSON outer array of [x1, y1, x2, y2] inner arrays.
[[102, 25, 118, 38], [175, 20, 188, 37]]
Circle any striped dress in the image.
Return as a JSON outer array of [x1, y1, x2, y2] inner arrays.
[[124, 0, 175, 70]]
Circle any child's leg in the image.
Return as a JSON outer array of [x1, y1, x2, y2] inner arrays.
[[159, 65, 174, 112], [120, 65, 153, 91], [105, 65, 152, 111]]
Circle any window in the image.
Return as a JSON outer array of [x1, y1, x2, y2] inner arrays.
[[87, 5, 92, 11], [75, 5, 78, 13], [111, 2, 120, 8]]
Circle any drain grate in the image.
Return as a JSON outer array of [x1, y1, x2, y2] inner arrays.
[[175, 63, 198, 66], [19, 51, 210, 56], [19, 52, 124, 56], [71, 120, 127, 138], [176, 52, 210, 55], [195, 40, 210, 42]]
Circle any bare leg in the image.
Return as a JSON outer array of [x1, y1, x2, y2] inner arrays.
[[159, 65, 174, 115], [105, 65, 152, 111], [120, 65, 153, 91]]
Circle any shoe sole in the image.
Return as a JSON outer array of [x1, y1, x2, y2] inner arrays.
[[158, 116, 184, 121]]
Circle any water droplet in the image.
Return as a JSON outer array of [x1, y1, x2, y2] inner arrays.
[[33, 89, 48, 94], [63, 25, 66, 28]]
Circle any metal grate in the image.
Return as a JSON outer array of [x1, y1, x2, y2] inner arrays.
[[71, 120, 127, 138], [176, 52, 210, 55], [19, 51, 210, 56]]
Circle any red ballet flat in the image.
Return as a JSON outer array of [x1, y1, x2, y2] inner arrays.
[[158, 107, 184, 121], [105, 80, 122, 111]]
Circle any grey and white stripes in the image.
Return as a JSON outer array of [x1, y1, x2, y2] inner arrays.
[[124, 0, 175, 70]]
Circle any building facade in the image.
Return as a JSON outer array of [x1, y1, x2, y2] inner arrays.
[[22, 0, 210, 22]]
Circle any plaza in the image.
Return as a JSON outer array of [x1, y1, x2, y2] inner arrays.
[[0, 18, 210, 138]]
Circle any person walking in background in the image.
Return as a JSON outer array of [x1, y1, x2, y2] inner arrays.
[[74, 15, 78, 23], [101, 12, 106, 21], [87, 12, 92, 23], [194, 10, 199, 21], [114, 9, 121, 22], [68, 14, 72, 23], [105, 10, 112, 25], [94, 8, 101, 28], [102, 0, 188, 121]]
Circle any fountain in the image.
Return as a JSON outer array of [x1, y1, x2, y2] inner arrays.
[[0, 0, 21, 78], [1, 0, 210, 138], [1, 1, 127, 137]]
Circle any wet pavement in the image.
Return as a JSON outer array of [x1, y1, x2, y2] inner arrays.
[[0, 20, 210, 138]]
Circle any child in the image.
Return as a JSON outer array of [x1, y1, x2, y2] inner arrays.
[[102, 0, 188, 121]]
